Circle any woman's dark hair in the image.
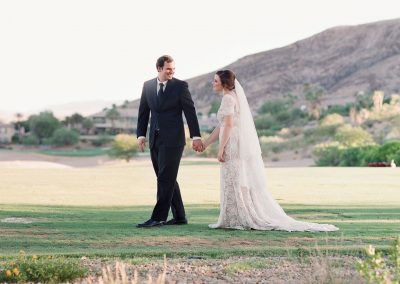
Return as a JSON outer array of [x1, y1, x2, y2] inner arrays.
[[156, 55, 174, 69], [216, 70, 236, 90]]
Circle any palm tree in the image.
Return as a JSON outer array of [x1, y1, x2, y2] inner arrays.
[[304, 83, 324, 120], [106, 105, 121, 134]]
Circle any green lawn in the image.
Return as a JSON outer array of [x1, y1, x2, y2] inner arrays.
[[38, 148, 109, 157], [0, 204, 398, 258]]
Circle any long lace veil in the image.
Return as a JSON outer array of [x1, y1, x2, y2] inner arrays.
[[235, 79, 262, 160]]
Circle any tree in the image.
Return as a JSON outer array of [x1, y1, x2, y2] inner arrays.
[[29, 112, 61, 144], [82, 118, 94, 135], [106, 105, 121, 134], [304, 84, 324, 120], [14, 113, 24, 140], [64, 113, 84, 131], [121, 100, 130, 109], [108, 134, 138, 162]]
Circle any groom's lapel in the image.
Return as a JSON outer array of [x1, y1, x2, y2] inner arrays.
[[149, 78, 158, 110]]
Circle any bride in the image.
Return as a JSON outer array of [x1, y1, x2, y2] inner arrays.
[[203, 70, 339, 232]]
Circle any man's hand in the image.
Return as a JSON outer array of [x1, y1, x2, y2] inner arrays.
[[192, 139, 204, 152], [138, 137, 146, 152]]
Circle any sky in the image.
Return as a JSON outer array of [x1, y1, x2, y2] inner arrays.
[[0, 0, 400, 116]]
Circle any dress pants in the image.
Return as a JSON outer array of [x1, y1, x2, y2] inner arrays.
[[150, 131, 185, 221]]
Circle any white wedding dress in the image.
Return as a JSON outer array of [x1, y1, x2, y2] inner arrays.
[[209, 80, 339, 232]]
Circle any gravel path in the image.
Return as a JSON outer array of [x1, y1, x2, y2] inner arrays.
[[80, 256, 364, 283]]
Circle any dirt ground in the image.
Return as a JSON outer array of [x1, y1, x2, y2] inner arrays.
[[80, 256, 364, 283]]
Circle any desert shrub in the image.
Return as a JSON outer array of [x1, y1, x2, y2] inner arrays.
[[108, 134, 138, 162], [304, 125, 337, 144], [258, 99, 290, 115], [357, 237, 400, 284], [335, 124, 375, 147], [0, 253, 88, 283], [255, 114, 281, 130], [322, 104, 352, 117], [320, 113, 345, 127]]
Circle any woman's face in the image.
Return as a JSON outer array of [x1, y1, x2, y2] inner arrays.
[[213, 74, 223, 93]]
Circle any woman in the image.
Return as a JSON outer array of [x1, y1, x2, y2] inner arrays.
[[203, 70, 338, 232]]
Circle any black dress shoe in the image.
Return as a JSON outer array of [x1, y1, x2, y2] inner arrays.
[[136, 219, 165, 228], [165, 218, 188, 225]]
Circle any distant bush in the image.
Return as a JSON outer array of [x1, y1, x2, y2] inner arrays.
[[303, 125, 337, 144], [91, 135, 113, 147], [313, 142, 343, 166], [21, 135, 39, 146], [320, 113, 345, 127], [255, 101, 307, 135], [373, 141, 400, 164], [108, 134, 138, 162], [313, 142, 398, 166], [322, 104, 352, 117], [335, 124, 375, 147], [11, 134, 20, 144], [51, 128, 79, 146]]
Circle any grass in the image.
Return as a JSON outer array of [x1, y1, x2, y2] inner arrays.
[[0, 204, 398, 258], [1, 164, 399, 206], [0, 163, 399, 259], [37, 148, 109, 157]]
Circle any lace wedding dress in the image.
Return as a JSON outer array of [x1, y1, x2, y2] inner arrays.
[[209, 80, 339, 232]]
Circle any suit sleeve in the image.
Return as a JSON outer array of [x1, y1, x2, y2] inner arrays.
[[136, 83, 150, 138], [180, 81, 201, 138]]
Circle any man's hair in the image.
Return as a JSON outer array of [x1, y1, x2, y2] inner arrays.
[[156, 55, 174, 69]]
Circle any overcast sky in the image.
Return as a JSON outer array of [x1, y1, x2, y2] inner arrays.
[[0, 0, 399, 114]]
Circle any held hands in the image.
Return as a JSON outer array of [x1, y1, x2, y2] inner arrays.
[[192, 139, 205, 152], [138, 137, 146, 152]]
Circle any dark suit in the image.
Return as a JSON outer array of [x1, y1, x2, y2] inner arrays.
[[136, 77, 201, 221]]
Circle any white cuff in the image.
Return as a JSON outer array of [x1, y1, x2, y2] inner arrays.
[[138, 136, 146, 140], [192, 136, 201, 141]]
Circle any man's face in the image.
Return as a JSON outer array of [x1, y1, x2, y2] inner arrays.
[[157, 61, 175, 81]]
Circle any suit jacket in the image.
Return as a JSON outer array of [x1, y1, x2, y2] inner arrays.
[[136, 77, 201, 148]]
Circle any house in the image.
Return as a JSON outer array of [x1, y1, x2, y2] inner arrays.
[[91, 107, 138, 135], [0, 123, 15, 143], [90, 101, 220, 135]]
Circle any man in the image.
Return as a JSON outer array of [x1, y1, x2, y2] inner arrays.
[[136, 55, 203, 228]]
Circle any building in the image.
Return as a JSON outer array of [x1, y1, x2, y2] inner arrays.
[[91, 107, 138, 135], [0, 123, 15, 143]]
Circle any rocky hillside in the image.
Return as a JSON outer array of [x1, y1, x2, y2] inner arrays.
[[185, 18, 400, 113]]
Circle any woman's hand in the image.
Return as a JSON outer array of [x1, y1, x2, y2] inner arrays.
[[202, 140, 209, 151], [217, 148, 225, 162]]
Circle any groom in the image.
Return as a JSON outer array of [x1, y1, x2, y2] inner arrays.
[[136, 55, 203, 228]]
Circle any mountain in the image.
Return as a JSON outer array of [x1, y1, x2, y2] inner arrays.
[[184, 18, 400, 113]]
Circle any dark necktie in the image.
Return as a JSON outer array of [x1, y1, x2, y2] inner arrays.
[[158, 83, 164, 97], [155, 83, 164, 131]]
